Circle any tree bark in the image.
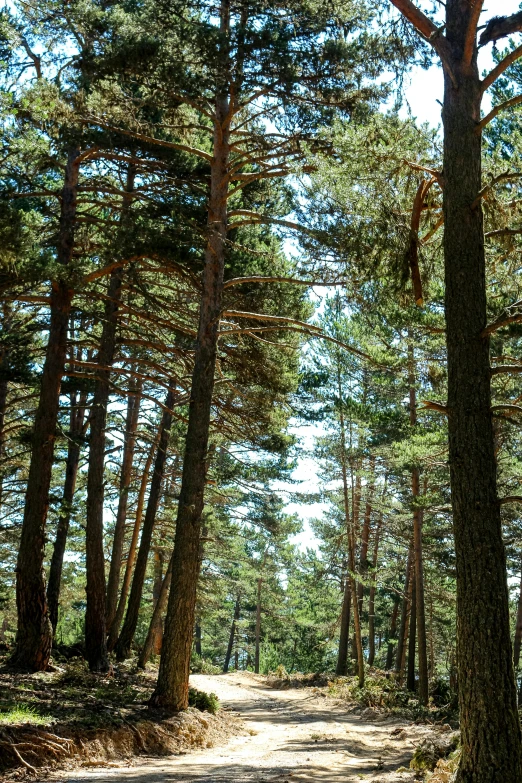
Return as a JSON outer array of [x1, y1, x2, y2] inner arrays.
[[115, 387, 174, 661], [106, 376, 142, 629], [47, 378, 86, 636], [224, 595, 241, 673], [442, 6, 522, 777], [107, 428, 160, 650], [11, 148, 79, 671], [149, 1, 231, 709], [367, 514, 382, 667], [336, 573, 351, 675]]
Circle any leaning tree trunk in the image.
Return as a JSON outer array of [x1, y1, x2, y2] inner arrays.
[[115, 387, 174, 661], [106, 376, 142, 629], [442, 8, 522, 778], [335, 572, 351, 676], [107, 428, 160, 650], [223, 595, 241, 673], [149, 20, 231, 709], [11, 148, 79, 671], [47, 381, 86, 636], [138, 557, 172, 669]]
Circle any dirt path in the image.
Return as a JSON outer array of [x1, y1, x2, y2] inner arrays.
[[51, 672, 430, 783]]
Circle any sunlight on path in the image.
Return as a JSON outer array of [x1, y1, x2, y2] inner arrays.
[[50, 673, 430, 783]]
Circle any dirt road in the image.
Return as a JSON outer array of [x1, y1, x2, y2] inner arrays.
[[54, 672, 430, 783]]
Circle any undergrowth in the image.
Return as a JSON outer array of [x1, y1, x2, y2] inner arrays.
[[327, 670, 458, 723]]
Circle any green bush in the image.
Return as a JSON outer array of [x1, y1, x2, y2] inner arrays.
[[188, 687, 219, 715]]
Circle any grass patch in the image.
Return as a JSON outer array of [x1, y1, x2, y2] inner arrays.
[[0, 704, 51, 725]]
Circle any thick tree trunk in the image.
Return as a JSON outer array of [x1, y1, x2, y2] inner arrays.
[[254, 578, 262, 674], [106, 377, 142, 628], [367, 514, 382, 667], [407, 573, 416, 693], [115, 387, 174, 661], [11, 148, 79, 671], [385, 596, 399, 671], [442, 7, 522, 778], [107, 429, 160, 650], [149, 12, 231, 709], [336, 574, 351, 675], [47, 382, 86, 636], [224, 595, 241, 673]]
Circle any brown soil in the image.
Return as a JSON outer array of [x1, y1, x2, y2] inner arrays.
[[46, 671, 448, 783]]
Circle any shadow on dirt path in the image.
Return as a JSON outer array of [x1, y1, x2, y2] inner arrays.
[[50, 671, 431, 783]]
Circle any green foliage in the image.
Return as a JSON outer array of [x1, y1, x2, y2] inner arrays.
[[188, 688, 219, 715], [0, 704, 51, 725]]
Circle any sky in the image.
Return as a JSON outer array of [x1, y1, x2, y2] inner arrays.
[[286, 0, 522, 550]]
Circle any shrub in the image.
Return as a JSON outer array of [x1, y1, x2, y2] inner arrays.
[[188, 687, 219, 715]]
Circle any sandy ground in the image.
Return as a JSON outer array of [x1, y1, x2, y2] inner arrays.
[[48, 672, 432, 783]]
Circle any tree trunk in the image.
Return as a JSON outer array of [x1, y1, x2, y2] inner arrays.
[[385, 596, 399, 671], [357, 457, 374, 617], [0, 305, 11, 508], [106, 376, 142, 629], [442, 6, 522, 778], [367, 514, 382, 667], [115, 387, 174, 661], [85, 268, 125, 671], [407, 572, 416, 693], [194, 622, 202, 658], [149, 4, 231, 709], [513, 565, 522, 669], [224, 595, 241, 673], [336, 574, 351, 676], [254, 578, 262, 675], [47, 380, 86, 636], [153, 548, 165, 656], [11, 148, 79, 671], [137, 558, 172, 669], [409, 340, 429, 704], [107, 428, 160, 650], [395, 541, 413, 678]]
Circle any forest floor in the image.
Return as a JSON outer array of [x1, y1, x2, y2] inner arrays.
[[45, 671, 454, 783]]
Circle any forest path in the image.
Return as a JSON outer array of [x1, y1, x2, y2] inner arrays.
[[54, 671, 429, 783]]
